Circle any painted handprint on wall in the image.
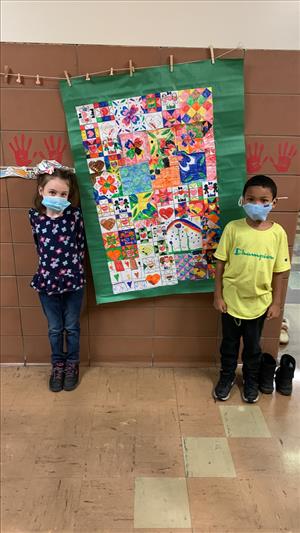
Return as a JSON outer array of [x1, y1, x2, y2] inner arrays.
[[246, 143, 268, 173], [8, 134, 35, 166], [270, 143, 297, 173], [38, 136, 67, 163]]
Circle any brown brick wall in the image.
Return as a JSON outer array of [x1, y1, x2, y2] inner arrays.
[[1, 44, 299, 365]]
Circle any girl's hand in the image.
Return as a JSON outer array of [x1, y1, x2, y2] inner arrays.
[[214, 295, 227, 313], [266, 303, 281, 320]]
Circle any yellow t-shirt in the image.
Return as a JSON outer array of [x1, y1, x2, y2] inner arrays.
[[214, 218, 290, 319]]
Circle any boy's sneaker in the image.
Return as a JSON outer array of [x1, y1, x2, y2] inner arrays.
[[63, 362, 79, 391], [213, 373, 235, 401], [49, 362, 65, 392], [242, 377, 259, 403]]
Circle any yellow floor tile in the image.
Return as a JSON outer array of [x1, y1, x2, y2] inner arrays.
[[134, 477, 191, 528], [183, 437, 236, 477], [220, 405, 271, 438]]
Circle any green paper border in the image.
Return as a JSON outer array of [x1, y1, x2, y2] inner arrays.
[[60, 59, 245, 304]]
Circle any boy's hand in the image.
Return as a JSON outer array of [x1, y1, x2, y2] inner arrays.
[[266, 303, 281, 320], [214, 295, 227, 313]]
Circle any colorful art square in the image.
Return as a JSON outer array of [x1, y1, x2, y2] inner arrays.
[[161, 91, 179, 111], [141, 93, 162, 113], [150, 157, 181, 189], [94, 172, 122, 198], [118, 229, 137, 246], [120, 163, 152, 195], [129, 192, 158, 221], [122, 244, 139, 259], [162, 109, 182, 128], [148, 129, 177, 158], [152, 188, 173, 205], [179, 88, 213, 124], [112, 97, 146, 133], [119, 132, 150, 165], [83, 139, 103, 159], [178, 151, 207, 183], [102, 231, 121, 249], [76, 104, 96, 125], [144, 112, 164, 131], [94, 101, 114, 122], [99, 216, 118, 233], [74, 85, 222, 296], [174, 123, 205, 153]]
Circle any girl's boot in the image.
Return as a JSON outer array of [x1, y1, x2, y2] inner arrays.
[[275, 354, 296, 396], [259, 353, 276, 394]]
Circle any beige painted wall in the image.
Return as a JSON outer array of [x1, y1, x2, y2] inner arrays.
[[1, 1, 299, 49]]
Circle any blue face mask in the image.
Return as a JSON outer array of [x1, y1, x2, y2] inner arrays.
[[42, 196, 71, 213], [242, 202, 273, 221]]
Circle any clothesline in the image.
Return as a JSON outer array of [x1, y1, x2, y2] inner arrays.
[[1, 46, 244, 85]]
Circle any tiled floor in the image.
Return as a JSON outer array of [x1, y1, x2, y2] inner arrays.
[[1, 365, 300, 532]]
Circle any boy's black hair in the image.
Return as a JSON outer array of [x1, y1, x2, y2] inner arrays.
[[243, 175, 277, 199]]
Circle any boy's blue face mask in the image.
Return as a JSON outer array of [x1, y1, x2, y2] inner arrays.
[[42, 196, 71, 213], [238, 196, 273, 221], [242, 202, 273, 221]]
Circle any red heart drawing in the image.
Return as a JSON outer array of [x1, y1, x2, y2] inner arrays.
[[159, 207, 173, 220], [107, 250, 121, 261], [146, 274, 161, 285]]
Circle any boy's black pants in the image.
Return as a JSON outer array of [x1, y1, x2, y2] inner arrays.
[[220, 312, 266, 379]]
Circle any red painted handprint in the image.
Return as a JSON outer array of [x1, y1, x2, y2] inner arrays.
[[8, 134, 34, 166], [38, 135, 67, 163], [270, 143, 297, 172], [246, 143, 268, 173]]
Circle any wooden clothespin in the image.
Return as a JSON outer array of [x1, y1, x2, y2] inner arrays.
[[129, 60, 134, 77], [35, 74, 41, 86], [4, 65, 10, 83], [85, 73, 91, 81], [16, 73, 22, 84], [110, 67, 114, 76], [64, 70, 72, 87], [209, 45, 215, 64], [169, 55, 174, 73]]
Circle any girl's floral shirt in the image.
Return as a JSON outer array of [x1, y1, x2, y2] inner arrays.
[[29, 207, 86, 295]]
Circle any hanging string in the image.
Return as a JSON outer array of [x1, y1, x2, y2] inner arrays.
[[0, 46, 245, 84]]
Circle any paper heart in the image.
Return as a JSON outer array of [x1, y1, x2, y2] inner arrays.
[[159, 207, 173, 220], [107, 250, 121, 261], [101, 218, 115, 231], [114, 273, 119, 281], [125, 261, 130, 267], [146, 274, 161, 285]]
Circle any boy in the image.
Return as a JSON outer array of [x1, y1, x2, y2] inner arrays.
[[213, 175, 290, 403]]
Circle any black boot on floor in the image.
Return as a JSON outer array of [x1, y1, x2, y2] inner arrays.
[[63, 362, 79, 391], [259, 352, 276, 394], [49, 362, 65, 392], [275, 354, 296, 396]]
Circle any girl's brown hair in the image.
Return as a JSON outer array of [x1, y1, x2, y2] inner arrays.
[[33, 168, 80, 213]]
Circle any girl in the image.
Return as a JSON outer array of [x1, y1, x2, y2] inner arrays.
[[29, 160, 86, 392]]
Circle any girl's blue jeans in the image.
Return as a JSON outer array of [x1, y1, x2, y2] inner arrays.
[[39, 288, 84, 365]]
